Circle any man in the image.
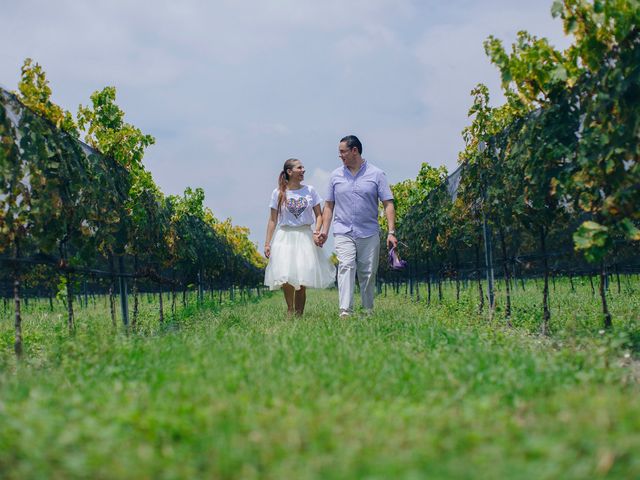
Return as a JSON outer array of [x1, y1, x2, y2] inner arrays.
[[316, 135, 397, 317]]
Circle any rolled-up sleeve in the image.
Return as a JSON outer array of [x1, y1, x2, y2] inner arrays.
[[377, 172, 393, 201], [326, 177, 335, 202]]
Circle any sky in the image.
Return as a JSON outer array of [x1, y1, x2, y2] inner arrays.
[[0, 0, 572, 253]]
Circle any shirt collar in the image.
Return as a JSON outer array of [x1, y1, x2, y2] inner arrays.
[[344, 159, 367, 178]]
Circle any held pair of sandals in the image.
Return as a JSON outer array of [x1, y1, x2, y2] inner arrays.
[[388, 245, 407, 271]]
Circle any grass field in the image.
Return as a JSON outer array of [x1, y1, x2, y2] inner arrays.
[[1, 278, 639, 479]]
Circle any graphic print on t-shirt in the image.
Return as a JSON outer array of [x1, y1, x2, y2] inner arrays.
[[286, 197, 308, 218]]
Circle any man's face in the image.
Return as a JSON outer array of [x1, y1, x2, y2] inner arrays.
[[338, 141, 357, 166]]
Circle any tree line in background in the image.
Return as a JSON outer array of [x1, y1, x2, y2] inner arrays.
[[380, 0, 639, 332], [1, 60, 266, 355]]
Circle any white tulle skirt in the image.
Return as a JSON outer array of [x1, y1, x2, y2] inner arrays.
[[264, 225, 336, 291]]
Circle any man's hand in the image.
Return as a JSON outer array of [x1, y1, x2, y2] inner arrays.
[[387, 233, 398, 249], [313, 231, 327, 247], [319, 231, 328, 246]]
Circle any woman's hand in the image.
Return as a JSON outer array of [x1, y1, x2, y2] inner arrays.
[[313, 231, 325, 247], [264, 244, 271, 258]]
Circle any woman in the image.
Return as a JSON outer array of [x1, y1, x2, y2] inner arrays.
[[264, 158, 335, 315]]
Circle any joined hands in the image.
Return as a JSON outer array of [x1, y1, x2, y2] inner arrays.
[[313, 231, 327, 247]]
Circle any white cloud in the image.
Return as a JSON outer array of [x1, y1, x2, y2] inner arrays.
[[248, 122, 291, 136], [307, 167, 331, 201]]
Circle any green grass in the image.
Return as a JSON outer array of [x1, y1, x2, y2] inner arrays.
[[0, 279, 639, 479]]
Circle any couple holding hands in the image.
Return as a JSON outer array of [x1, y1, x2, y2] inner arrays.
[[264, 135, 397, 317]]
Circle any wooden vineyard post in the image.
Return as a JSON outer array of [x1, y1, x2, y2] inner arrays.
[[118, 256, 129, 327], [13, 245, 23, 358]]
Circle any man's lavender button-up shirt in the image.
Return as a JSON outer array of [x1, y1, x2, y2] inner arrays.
[[326, 161, 393, 239]]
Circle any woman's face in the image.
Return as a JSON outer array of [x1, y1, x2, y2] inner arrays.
[[287, 161, 305, 182]]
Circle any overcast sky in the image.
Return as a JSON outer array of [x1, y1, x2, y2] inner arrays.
[[1, 0, 571, 252]]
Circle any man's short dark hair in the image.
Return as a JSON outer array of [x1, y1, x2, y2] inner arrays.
[[340, 135, 363, 155]]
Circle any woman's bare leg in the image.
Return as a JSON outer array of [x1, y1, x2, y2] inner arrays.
[[294, 286, 306, 316], [282, 283, 295, 315]]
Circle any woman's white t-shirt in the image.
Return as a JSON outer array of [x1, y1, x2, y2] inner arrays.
[[269, 185, 322, 227]]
